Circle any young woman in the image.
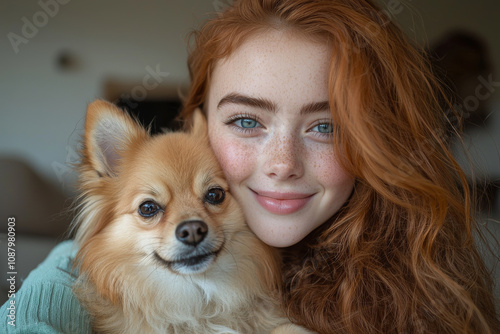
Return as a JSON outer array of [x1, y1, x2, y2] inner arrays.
[[180, 0, 499, 333], [1, 0, 498, 333]]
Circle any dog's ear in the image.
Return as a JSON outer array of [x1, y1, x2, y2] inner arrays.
[[82, 100, 148, 177], [190, 108, 208, 138]]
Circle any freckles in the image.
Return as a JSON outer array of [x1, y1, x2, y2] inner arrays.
[[211, 137, 254, 181], [271, 136, 302, 166], [269, 137, 285, 163], [311, 148, 350, 185]]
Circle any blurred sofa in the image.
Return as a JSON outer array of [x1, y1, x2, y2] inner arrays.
[[0, 156, 72, 304]]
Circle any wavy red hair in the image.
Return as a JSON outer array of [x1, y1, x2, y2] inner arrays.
[[181, 0, 499, 333]]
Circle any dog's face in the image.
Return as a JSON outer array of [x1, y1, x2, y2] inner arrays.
[[76, 100, 246, 277], [116, 132, 242, 276]]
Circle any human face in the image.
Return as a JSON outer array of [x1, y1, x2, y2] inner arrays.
[[206, 30, 355, 247]]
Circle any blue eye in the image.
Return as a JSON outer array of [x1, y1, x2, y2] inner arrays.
[[312, 123, 333, 134], [224, 114, 263, 133], [235, 118, 259, 128]]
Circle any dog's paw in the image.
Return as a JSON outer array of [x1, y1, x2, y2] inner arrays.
[[271, 323, 317, 334]]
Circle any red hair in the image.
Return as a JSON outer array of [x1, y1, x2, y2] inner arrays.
[[181, 0, 499, 333]]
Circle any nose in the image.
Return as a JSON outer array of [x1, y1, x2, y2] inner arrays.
[[263, 134, 304, 180], [175, 220, 208, 246]]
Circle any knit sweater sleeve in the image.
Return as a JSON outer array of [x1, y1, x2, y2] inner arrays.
[[0, 240, 91, 334]]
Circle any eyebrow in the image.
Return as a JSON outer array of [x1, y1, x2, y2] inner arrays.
[[300, 101, 330, 114], [217, 93, 276, 112], [217, 93, 330, 115]]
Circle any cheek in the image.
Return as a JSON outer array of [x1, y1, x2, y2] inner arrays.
[[310, 146, 354, 190], [208, 131, 255, 184]]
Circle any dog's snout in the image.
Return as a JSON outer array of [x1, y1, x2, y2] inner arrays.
[[175, 220, 208, 246]]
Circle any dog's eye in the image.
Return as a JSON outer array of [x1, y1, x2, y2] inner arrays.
[[204, 187, 225, 205], [138, 200, 161, 218]]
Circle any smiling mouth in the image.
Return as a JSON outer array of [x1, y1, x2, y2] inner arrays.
[[153, 247, 223, 274], [250, 189, 315, 215]]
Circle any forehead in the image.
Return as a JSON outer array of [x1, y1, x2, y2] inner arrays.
[[208, 29, 331, 106]]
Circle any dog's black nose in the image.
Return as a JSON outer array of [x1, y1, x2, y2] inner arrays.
[[175, 220, 208, 246]]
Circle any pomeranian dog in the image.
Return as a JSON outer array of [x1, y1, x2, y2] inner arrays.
[[72, 100, 312, 334]]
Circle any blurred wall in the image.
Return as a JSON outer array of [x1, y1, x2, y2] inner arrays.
[[0, 0, 217, 195], [385, 0, 500, 183]]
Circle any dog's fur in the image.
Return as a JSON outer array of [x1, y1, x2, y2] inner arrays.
[[72, 100, 312, 334]]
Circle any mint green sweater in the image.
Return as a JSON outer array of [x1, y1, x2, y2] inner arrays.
[[0, 241, 91, 333]]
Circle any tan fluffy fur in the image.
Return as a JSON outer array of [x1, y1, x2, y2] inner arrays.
[[72, 100, 312, 334]]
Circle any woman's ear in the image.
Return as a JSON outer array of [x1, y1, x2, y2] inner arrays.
[[190, 108, 208, 138], [82, 100, 148, 177]]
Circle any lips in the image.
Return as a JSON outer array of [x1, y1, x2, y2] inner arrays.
[[251, 189, 314, 215]]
